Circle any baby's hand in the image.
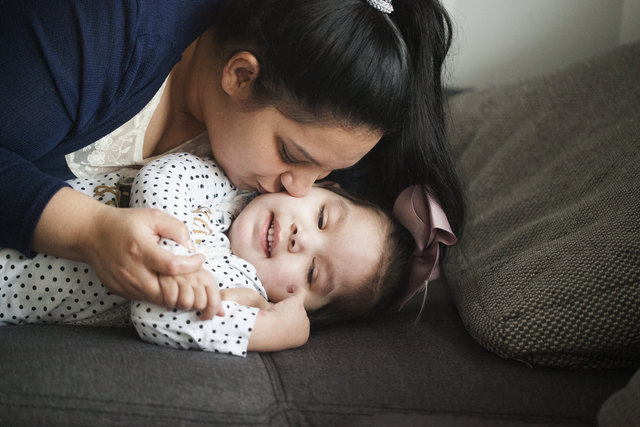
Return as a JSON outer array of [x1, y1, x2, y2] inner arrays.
[[220, 288, 271, 310], [268, 286, 310, 347], [246, 286, 310, 352], [158, 268, 224, 320]]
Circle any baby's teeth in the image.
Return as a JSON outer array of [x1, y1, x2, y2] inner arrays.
[[267, 219, 274, 253]]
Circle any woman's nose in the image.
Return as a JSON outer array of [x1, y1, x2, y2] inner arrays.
[[281, 167, 330, 198]]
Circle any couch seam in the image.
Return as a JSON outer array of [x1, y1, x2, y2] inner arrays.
[[0, 395, 599, 426], [293, 402, 595, 425], [0, 401, 267, 425], [0, 391, 267, 422], [259, 352, 299, 426]]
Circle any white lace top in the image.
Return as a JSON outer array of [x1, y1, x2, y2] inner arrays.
[[65, 78, 212, 178]]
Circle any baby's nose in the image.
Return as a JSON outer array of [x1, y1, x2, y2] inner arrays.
[[288, 224, 302, 253]]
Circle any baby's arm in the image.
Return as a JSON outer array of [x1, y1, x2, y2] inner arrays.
[[131, 254, 276, 356], [221, 287, 310, 352], [131, 288, 309, 356], [130, 299, 259, 356]]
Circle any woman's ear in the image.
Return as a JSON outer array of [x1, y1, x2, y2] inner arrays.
[[221, 51, 260, 99]]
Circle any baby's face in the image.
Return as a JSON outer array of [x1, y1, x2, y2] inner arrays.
[[228, 187, 384, 311]]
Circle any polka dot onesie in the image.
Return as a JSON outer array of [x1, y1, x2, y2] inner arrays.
[[0, 153, 267, 357]]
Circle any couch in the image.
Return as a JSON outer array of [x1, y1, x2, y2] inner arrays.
[[1, 42, 638, 426]]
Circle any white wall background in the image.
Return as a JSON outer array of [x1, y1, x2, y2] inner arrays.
[[442, 0, 640, 88]]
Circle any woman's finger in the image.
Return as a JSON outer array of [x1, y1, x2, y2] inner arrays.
[[143, 243, 205, 277], [152, 211, 197, 252], [124, 264, 164, 305], [94, 256, 162, 304]]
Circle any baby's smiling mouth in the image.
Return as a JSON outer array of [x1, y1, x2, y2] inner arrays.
[[264, 214, 280, 258], [267, 216, 275, 256]]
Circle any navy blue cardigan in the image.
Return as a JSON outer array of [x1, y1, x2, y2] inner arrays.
[[0, 0, 221, 255]]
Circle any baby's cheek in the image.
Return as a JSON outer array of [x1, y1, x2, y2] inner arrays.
[[259, 261, 301, 302]]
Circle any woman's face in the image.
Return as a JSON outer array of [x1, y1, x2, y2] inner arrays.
[[228, 186, 384, 311], [187, 42, 380, 197], [207, 104, 380, 197]]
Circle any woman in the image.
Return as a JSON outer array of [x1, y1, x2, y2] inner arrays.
[[0, 0, 463, 314]]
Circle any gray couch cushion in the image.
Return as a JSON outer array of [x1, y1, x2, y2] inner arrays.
[[0, 280, 633, 426], [598, 367, 640, 426], [0, 325, 279, 425], [442, 42, 640, 369]]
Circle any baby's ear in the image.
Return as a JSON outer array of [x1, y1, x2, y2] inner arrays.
[[315, 181, 340, 189]]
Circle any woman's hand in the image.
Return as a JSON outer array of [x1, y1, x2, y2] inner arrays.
[[87, 205, 207, 305], [159, 268, 225, 320], [32, 187, 205, 306], [247, 286, 310, 352]]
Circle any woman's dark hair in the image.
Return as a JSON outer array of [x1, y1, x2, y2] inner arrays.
[[211, 0, 464, 235]]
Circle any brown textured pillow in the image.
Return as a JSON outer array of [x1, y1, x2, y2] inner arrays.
[[442, 42, 640, 369]]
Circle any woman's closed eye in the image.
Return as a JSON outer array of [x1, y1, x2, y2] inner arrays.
[[279, 140, 301, 164]]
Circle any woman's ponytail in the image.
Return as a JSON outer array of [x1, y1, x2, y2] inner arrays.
[[358, 0, 464, 235]]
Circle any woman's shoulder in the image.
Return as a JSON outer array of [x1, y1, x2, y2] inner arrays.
[[135, 0, 223, 50]]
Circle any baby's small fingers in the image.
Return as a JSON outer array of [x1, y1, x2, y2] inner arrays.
[[192, 282, 208, 312], [159, 276, 179, 310], [212, 288, 225, 317], [201, 285, 223, 320], [176, 283, 195, 311]]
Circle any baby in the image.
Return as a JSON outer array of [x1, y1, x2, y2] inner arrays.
[[0, 153, 412, 356]]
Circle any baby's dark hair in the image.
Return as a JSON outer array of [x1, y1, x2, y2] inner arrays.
[[307, 185, 415, 328], [211, 0, 465, 237]]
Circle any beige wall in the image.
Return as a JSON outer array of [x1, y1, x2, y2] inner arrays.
[[442, 0, 640, 88]]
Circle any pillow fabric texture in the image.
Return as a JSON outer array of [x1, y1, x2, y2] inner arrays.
[[442, 42, 640, 369]]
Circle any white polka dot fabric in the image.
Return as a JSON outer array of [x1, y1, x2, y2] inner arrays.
[[1, 153, 267, 357]]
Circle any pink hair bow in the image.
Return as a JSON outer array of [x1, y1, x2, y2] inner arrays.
[[393, 185, 457, 309]]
